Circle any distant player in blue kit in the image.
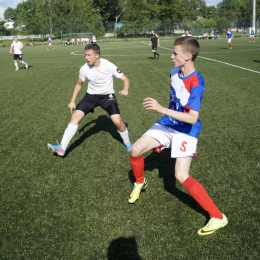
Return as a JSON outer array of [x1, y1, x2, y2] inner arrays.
[[48, 43, 132, 156], [127, 36, 228, 236], [226, 28, 233, 49], [249, 27, 255, 42], [47, 36, 54, 50]]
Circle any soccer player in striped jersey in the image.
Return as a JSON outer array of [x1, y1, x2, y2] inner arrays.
[[226, 28, 233, 49], [128, 36, 228, 236], [149, 30, 160, 60], [249, 27, 255, 42], [47, 36, 54, 50]]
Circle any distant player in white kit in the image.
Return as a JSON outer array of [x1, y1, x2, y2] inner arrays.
[[10, 36, 28, 71]]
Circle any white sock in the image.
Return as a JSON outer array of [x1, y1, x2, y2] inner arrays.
[[60, 124, 78, 150], [118, 128, 130, 144], [15, 63, 18, 69], [22, 61, 26, 65]]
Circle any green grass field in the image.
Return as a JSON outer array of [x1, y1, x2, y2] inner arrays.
[[1, 38, 260, 259]]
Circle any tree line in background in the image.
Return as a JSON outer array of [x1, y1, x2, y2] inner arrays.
[[0, 0, 259, 37]]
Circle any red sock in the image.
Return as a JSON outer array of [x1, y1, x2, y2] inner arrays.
[[130, 155, 144, 183], [182, 176, 223, 219]]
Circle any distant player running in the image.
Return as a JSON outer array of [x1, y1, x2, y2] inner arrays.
[[149, 30, 160, 60], [226, 28, 233, 50], [47, 36, 54, 50], [10, 36, 28, 71]]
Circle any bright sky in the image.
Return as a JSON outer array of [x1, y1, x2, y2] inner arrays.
[[0, 0, 222, 20], [0, 0, 23, 19]]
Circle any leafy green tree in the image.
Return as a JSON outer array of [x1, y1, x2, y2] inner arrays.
[[215, 16, 230, 34], [0, 21, 11, 36], [217, 0, 240, 22], [4, 8, 17, 21]]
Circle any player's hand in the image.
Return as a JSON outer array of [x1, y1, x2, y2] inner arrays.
[[68, 102, 76, 114], [143, 97, 163, 114], [119, 89, 128, 96]]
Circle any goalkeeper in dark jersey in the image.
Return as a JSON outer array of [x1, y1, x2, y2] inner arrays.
[[149, 30, 160, 60]]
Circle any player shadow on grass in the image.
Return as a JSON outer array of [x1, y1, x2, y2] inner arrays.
[[128, 149, 208, 218], [63, 115, 126, 157], [253, 59, 260, 63], [107, 236, 143, 260]]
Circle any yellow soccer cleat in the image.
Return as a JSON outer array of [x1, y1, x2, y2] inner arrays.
[[128, 179, 148, 203], [197, 214, 228, 236]]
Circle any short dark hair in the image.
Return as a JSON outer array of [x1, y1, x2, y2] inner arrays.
[[174, 36, 200, 61], [85, 43, 100, 56]]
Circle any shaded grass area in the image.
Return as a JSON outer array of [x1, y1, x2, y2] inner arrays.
[[0, 38, 260, 259]]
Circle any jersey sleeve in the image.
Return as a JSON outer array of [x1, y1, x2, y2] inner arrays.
[[185, 86, 204, 112], [107, 60, 123, 79], [79, 66, 86, 82]]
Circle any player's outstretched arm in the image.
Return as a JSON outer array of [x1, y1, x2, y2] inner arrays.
[[118, 74, 130, 96], [68, 78, 83, 114], [143, 97, 199, 124]]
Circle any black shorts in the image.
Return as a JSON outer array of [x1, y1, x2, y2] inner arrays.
[[152, 43, 157, 50], [13, 54, 23, 60], [76, 93, 120, 116]]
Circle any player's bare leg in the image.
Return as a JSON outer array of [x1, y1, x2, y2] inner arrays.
[[111, 114, 132, 151]]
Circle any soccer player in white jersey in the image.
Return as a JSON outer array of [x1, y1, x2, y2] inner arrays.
[[10, 37, 28, 71], [48, 43, 132, 156], [181, 28, 192, 37], [127, 36, 228, 236]]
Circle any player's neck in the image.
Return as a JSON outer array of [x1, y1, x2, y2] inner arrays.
[[180, 63, 195, 77], [93, 58, 101, 67]]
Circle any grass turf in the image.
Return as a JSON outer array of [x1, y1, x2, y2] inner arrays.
[[0, 38, 260, 259]]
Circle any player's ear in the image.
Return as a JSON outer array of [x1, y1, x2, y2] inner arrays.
[[185, 53, 192, 61]]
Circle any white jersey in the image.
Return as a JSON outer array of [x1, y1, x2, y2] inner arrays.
[[181, 33, 192, 37], [79, 58, 123, 95], [11, 41, 23, 55]]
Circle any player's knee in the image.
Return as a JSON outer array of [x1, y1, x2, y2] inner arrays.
[[174, 171, 189, 184], [130, 143, 142, 157], [111, 116, 124, 129], [70, 111, 84, 124]]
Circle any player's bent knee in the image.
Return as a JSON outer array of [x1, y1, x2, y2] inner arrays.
[[70, 110, 84, 124], [130, 142, 145, 157], [175, 172, 189, 184], [110, 115, 124, 128]]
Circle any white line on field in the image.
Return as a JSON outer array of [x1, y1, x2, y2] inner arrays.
[[143, 42, 260, 74], [71, 42, 260, 74]]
